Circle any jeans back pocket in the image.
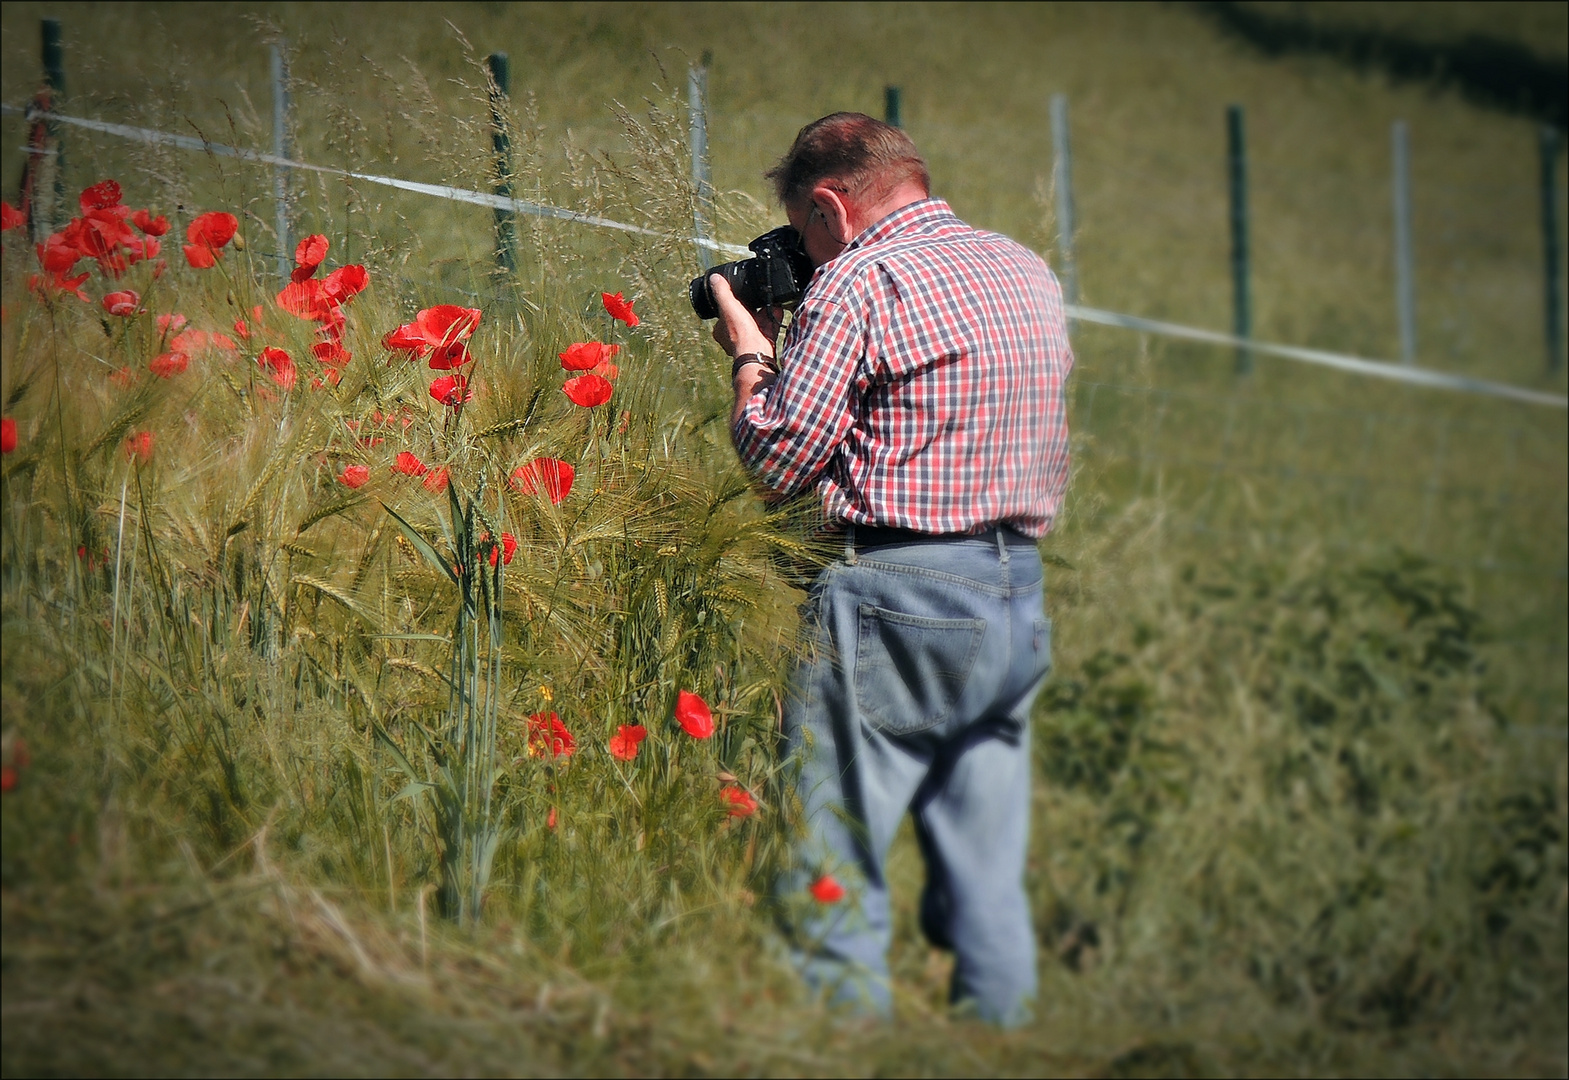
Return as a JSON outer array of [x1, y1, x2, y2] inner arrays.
[[854, 603, 986, 736]]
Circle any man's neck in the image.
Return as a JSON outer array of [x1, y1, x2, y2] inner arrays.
[[848, 183, 931, 237]]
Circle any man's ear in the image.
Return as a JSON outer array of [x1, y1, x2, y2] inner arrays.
[[811, 185, 854, 245]]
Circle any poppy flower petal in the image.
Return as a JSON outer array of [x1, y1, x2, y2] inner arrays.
[[293, 233, 329, 277], [601, 291, 639, 327], [809, 875, 846, 904], [1, 418, 17, 454], [510, 458, 574, 504], [562, 374, 614, 408], [340, 464, 370, 489], [721, 784, 758, 818], [675, 689, 714, 739]]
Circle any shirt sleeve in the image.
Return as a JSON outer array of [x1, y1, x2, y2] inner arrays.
[[730, 292, 866, 498]]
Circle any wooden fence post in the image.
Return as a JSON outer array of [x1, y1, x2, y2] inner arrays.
[[1392, 120, 1417, 366], [1050, 93, 1078, 305], [688, 51, 715, 271], [488, 52, 517, 275], [1227, 104, 1252, 374]]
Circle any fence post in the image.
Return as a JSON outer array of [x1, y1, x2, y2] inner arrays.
[[32, 18, 66, 240], [1227, 104, 1251, 373], [487, 52, 516, 274], [688, 51, 716, 271], [270, 43, 291, 282], [885, 85, 902, 129], [1543, 124, 1564, 376], [1050, 93, 1078, 305], [1392, 120, 1417, 365]]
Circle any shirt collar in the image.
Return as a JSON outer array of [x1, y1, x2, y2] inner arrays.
[[847, 197, 958, 251]]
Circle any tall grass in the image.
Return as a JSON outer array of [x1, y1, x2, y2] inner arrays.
[[1, 6, 1565, 1076]]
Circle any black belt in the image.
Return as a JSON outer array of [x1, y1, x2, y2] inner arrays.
[[847, 524, 1037, 551]]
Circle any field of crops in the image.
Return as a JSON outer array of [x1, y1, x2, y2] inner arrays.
[[1, 3, 1565, 1076]]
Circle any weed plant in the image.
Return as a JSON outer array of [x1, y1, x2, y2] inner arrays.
[[1, 8, 1566, 1076]]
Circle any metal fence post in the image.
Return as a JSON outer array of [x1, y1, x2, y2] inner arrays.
[[1543, 124, 1564, 376], [1050, 93, 1078, 305], [1392, 120, 1417, 366], [885, 85, 902, 129], [1227, 105, 1251, 373], [270, 43, 291, 282], [487, 52, 516, 274], [688, 51, 716, 271]]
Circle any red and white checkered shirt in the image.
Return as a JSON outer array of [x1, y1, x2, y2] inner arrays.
[[732, 198, 1073, 538]]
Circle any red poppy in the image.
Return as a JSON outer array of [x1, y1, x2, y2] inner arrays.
[[384, 305, 482, 359], [426, 341, 472, 371], [169, 329, 209, 353], [721, 785, 758, 818], [340, 464, 370, 489], [258, 346, 296, 391], [809, 875, 846, 904], [157, 313, 187, 335], [322, 264, 368, 305], [608, 724, 648, 761], [592, 360, 620, 380], [183, 211, 238, 268], [0, 766, 15, 794], [546, 806, 558, 830], [148, 351, 189, 378], [102, 290, 140, 317], [232, 316, 251, 340], [109, 366, 138, 388], [131, 209, 169, 236], [313, 341, 351, 368], [292, 233, 329, 282], [392, 451, 427, 477], [558, 341, 620, 371], [1, 418, 17, 454], [422, 467, 450, 493], [429, 374, 471, 408], [124, 430, 154, 463], [675, 689, 714, 739], [483, 532, 518, 567], [211, 332, 239, 352], [30, 268, 91, 302], [79, 179, 122, 212], [276, 278, 328, 320], [563, 374, 613, 408], [601, 291, 639, 327], [527, 711, 576, 758], [510, 458, 574, 504], [0, 202, 23, 232]]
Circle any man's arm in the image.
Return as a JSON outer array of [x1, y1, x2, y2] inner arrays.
[[707, 275, 780, 428]]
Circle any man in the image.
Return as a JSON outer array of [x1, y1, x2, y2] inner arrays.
[[709, 113, 1073, 1025]]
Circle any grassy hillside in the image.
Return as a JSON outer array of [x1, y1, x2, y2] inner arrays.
[[1, 3, 1565, 1076]]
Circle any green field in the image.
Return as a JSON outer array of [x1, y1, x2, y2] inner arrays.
[[2, 3, 1565, 1076]]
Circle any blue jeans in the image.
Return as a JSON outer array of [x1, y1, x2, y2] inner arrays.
[[779, 531, 1050, 1025]]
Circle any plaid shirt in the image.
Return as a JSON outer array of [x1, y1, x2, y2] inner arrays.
[[732, 198, 1073, 538]]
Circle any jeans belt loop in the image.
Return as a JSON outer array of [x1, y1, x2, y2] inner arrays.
[[845, 522, 858, 566], [996, 526, 1010, 565]]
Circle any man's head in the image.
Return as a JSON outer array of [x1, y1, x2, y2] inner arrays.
[[766, 113, 931, 265]]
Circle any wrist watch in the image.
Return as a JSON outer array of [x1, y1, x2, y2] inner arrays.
[[731, 352, 777, 379]]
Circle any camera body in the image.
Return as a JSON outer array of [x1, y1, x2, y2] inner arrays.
[[689, 226, 815, 320]]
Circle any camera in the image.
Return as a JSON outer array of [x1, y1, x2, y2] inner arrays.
[[689, 226, 815, 320]]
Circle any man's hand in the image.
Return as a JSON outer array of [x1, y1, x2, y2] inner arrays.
[[709, 275, 780, 359]]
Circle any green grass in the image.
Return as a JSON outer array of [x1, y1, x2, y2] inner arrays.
[[1, 3, 1566, 1075]]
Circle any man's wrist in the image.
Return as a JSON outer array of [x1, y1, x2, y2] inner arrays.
[[731, 352, 777, 380]]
